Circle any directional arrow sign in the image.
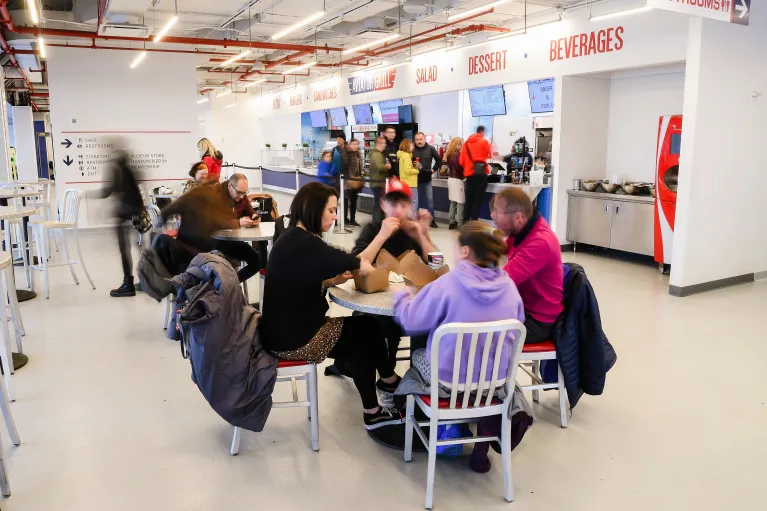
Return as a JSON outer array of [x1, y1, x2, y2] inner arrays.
[[61, 138, 72, 149], [731, 0, 750, 26], [648, 0, 750, 26], [63, 156, 73, 166]]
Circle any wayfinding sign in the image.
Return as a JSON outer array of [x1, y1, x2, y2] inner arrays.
[[647, 0, 750, 26]]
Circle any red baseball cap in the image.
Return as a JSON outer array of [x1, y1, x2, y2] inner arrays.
[[384, 178, 413, 200]]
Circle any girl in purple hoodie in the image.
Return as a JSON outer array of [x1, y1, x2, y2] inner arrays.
[[393, 222, 525, 390]]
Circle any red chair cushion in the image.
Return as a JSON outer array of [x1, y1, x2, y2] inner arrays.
[[522, 341, 556, 353], [277, 359, 310, 368], [419, 395, 502, 409], [259, 269, 267, 276]]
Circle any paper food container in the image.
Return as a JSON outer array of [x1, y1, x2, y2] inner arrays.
[[402, 260, 450, 292], [375, 249, 422, 276], [353, 264, 390, 293]]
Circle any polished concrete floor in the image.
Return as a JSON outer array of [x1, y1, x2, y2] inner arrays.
[[2, 199, 766, 510]]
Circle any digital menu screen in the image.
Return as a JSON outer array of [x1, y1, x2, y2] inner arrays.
[[527, 78, 555, 114], [378, 99, 403, 123], [328, 107, 348, 126], [352, 103, 373, 125], [468, 85, 507, 116], [309, 110, 327, 128], [371, 103, 383, 124]]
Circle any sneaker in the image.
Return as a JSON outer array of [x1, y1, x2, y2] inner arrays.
[[364, 406, 404, 430], [376, 375, 402, 394], [431, 220, 439, 228], [348, 220, 360, 227], [448, 222, 458, 230], [110, 281, 136, 298]]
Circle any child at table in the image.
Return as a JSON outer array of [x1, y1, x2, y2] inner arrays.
[[393, 222, 525, 471]]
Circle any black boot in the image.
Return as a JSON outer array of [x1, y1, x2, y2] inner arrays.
[[110, 277, 136, 297]]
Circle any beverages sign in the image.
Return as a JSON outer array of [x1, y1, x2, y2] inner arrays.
[[347, 68, 397, 95], [647, 0, 750, 26]]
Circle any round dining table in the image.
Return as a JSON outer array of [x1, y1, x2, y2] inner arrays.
[[211, 222, 275, 244]]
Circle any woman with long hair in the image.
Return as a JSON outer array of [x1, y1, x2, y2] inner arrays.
[[259, 182, 404, 430], [397, 139, 419, 211], [445, 137, 465, 229], [197, 138, 223, 182]]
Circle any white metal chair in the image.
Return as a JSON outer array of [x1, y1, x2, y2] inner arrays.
[[518, 341, 568, 428], [404, 320, 527, 509], [27, 189, 95, 299], [230, 360, 319, 455], [0, 252, 23, 403]]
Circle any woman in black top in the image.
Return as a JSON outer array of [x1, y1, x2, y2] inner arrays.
[[259, 183, 403, 430]]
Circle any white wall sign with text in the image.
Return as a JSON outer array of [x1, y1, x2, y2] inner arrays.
[[648, 0, 750, 26]]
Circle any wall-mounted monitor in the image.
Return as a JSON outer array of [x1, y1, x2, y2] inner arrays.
[[378, 99, 403, 124], [328, 107, 348, 126], [371, 103, 383, 124], [468, 85, 507, 116], [527, 78, 555, 114], [398, 104, 414, 124], [352, 103, 374, 125], [309, 110, 328, 128]]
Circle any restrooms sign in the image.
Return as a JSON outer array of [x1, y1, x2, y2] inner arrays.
[[347, 68, 397, 96]]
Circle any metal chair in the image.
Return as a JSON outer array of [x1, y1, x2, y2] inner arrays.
[[27, 189, 95, 299], [404, 320, 527, 509], [0, 252, 23, 403], [518, 341, 568, 428], [230, 360, 319, 455]]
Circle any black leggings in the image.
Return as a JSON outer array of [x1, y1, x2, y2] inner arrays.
[[213, 239, 262, 282], [524, 315, 557, 344], [345, 189, 360, 222], [116, 221, 132, 279], [328, 315, 395, 409], [464, 174, 488, 221]]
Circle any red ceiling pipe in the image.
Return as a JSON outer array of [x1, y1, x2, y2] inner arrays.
[[30, 92, 48, 97], [339, 8, 496, 66], [264, 50, 312, 69], [45, 43, 243, 57], [0, 0, 14, 31], [13, 26, 343, 52], [0, 30, 35, 91], [199, 88, 214, 94], [208, 57, 368, 67], [369, 24, 498, 58]]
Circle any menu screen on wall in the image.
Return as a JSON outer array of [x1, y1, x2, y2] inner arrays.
[[352, 103, 373, 125], [468, 85, 507, 116], [371, 103, 383, 124], [310, 110, 328, 128], [328, 107, 348, 126], [378, 99, 403, 123], [528, 79, 555, 114]]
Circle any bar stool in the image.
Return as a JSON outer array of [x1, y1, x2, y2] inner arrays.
[[0, 252, 23, 403]]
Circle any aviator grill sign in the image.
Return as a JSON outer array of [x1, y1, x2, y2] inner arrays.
[[348, 68, 397, 95]]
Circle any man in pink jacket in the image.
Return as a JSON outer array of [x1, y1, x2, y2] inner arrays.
[[492, 188, 564, 344]]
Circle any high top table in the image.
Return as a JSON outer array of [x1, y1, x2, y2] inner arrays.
[[0, 205, 38, 303]]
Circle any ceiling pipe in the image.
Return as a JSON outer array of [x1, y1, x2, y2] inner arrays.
[[263, 50, 312, 69], [30, 92, 48, 97], [339, 8, 496, 66], [0, 0, 14, 31], [207, 57, 369, 68], [12, 26, 344, 52], [369, 24, 506, 59], [0, 28, 35, 92], [45, 43, 243, 57]]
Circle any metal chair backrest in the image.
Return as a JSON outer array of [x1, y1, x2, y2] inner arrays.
[[147, 205, 163, 231], [60, 189, 82, 225], [429, 320, 527, 410]]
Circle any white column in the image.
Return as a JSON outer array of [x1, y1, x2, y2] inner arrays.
[[0, 69, 12, 182], [11, 106, 39, 182]]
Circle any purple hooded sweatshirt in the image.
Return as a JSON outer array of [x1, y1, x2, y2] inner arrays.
[[393, 260, 525, 385]]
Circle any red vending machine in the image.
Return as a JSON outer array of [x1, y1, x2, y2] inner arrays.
[[654, 115, 682, 270]]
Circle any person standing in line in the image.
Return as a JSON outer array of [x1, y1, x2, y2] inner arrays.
[[197, 138, 223, 183], [412, 132, 442, 228], [383, 126, 399, 178], [103, 149, 144, 298], [445, 137, 465, 230], [491, 188, 563, 344], [331, 135, 346, 187], [317, 150, 335, 186], [342, 138, 364, 226], [367, 136, 391, 223], [397, 139, 420, 211], [460, 125, 492, 221]]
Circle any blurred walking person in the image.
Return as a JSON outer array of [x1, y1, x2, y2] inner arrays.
[[198, 138, 224, 182]]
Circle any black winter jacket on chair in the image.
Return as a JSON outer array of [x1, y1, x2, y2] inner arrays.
[[556, 263, 617, 408]]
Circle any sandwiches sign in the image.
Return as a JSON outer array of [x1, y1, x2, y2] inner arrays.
[[348, 68, 397, 96]]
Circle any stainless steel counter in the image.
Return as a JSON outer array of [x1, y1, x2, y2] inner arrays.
[[567, 189, 654, 204]]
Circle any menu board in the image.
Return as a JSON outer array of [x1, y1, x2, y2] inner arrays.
[[371, 103, 383, 124], [352, 103, 373, 125], [378, 99, 403, 123], [528, 79, 555, 114], [310, 110, 328, 128], [468, 85, 507, 116], [328, 107, 348, 126]]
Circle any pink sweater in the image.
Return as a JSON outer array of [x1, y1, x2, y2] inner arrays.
[[503, 216, 564, 323]]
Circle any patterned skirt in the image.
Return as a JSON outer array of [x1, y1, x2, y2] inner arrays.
[[272, 317, 344, 365]]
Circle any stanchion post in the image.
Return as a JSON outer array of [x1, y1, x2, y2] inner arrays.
[[259, 166, 264, 193], [334, 175, 352, 234]]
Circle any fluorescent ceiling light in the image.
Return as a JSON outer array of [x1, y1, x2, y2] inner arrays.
[[38, 36, 46, 59], [244, 79, 267, 88], [282, 61, 317, 75], [272, 11, 325, 41], [225, 104, 236, 109], [448, 0, 512, 22], [590, 6, 652, 21], [197, 98, 209, 104], [218, 51, 251, 68], [130, 51, 147, 69], [26, 0, 39, 24], [343, 34, 400, 55], [218, 90, 233, 98], [153, 15, 178, 42]]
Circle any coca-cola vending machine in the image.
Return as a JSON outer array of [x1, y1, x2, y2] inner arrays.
[[654, 115, 682, 272]]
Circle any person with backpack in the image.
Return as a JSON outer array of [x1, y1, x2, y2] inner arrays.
[[198, 138, 223, 182], [460, 126, 492, 221]]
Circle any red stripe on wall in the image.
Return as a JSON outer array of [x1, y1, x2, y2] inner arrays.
[[66, 178, 190, 184], [61, 131, 193, 134]]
